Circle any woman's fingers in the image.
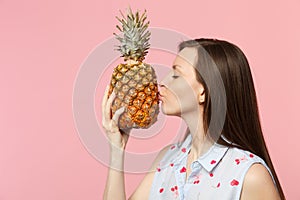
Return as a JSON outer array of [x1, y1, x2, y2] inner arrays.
[[101, 86, 128, 130], [101, 85, 131, 150], [101, 85, 110, 121], [112, 107, 125, 125], [102, 85, 116, 130], [103, 90, 115, 122], [101, 85, 110, 109]]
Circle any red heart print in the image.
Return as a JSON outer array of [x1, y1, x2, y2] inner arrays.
[[181, 148, 186, 153], [180, 167, 186, 173], [217, 182, 221, 188], [230, 179, 239, 186], [157, 167, 161, 172], [171, 145, 175, 150], [209, 173, 214, 177], [171, 187, 175, 192], [193, 180, 200, 184], [249, 153, 254, 158], [174, 186, 178, 190], [235, 159, 240, 165], [170, 163, 174, 167], [159, 188, 164, 193], [210, 160, 216, 164]]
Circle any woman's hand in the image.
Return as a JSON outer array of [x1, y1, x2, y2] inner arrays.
[[102, 85, 130, 200], [102, 85, 131, 151]]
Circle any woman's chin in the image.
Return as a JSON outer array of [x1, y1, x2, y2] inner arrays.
[[161, 106, 180, 116], [161, 106, 170, 115]]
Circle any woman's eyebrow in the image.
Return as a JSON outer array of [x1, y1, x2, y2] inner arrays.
[[172, 65, 183, 72]]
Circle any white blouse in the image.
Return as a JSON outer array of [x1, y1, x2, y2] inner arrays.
[[148, 133, 276, 199]]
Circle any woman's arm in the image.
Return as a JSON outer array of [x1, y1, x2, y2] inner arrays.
[[103, 143, 171, 200], [102, 85, 172, 199], [103, 147, 127, 200], [128, 144, 172, 200], [240, 163, 281, 200], [102, 86, 130, 200]]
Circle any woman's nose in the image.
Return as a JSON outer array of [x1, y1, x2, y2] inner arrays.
[[159, 79, 165, 87], [159, 70, 173, 94], [158, 83, 165, 92], [158, 77, 168, 95], [159, 77, 168, 89], [158, 77, 165, 89], [159, 71, 172, 87]]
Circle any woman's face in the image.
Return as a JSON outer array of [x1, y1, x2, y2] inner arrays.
[[159, 47, 205, 116]]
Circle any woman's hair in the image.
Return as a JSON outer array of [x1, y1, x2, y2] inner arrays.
[[178, 38, 285, 199]]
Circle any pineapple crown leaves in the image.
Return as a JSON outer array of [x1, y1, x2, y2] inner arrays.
[[113, 8, 151, 60]]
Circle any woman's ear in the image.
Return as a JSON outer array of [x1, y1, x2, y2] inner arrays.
[[198, 87, 205, 104]]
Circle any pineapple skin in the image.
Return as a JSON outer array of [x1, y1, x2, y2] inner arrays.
[[108, 61, 159, 130]]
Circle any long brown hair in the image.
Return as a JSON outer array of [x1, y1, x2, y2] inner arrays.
[[178, 39, 285, 199]]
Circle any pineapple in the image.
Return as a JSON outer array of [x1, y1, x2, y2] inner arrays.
[[108, 8, 159, 130]]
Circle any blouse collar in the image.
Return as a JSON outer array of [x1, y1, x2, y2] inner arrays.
[[173, 134, 230, 172]]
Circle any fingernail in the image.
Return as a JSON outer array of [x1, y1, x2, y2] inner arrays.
[[117, 107, 125, 113]]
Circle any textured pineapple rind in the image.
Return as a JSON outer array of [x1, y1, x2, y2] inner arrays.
[[108, 62, 159, 130]]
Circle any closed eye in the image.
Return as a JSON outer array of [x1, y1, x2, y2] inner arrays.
[[172, 75, 179, 79]]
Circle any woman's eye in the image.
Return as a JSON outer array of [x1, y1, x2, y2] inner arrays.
[[172, 75, 179, 79]]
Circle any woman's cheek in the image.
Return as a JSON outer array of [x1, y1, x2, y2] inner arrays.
[[161, 96, 181, 115], [177, 85, 199, 112]]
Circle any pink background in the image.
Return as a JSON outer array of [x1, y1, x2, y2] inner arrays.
[[1, 0, 299, 199]]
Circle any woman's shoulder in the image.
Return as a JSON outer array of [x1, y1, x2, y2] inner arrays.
[[225, 146, 277, 185], [229, 146, 262, 162], [155, 141, 187, 169], [149, 144, 174, 170], [241, 163, 281, 199], [231, 147, 281, 199], [224, 146, 271, 172]]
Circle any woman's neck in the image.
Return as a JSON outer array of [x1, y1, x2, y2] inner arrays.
[[182, 111, 215, 161]]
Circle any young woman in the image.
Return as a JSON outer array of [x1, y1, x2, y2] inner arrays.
[[102, 39, 285, 199]]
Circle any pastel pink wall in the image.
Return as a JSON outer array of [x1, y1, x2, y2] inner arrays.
[[0, 0, 299, 199]]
